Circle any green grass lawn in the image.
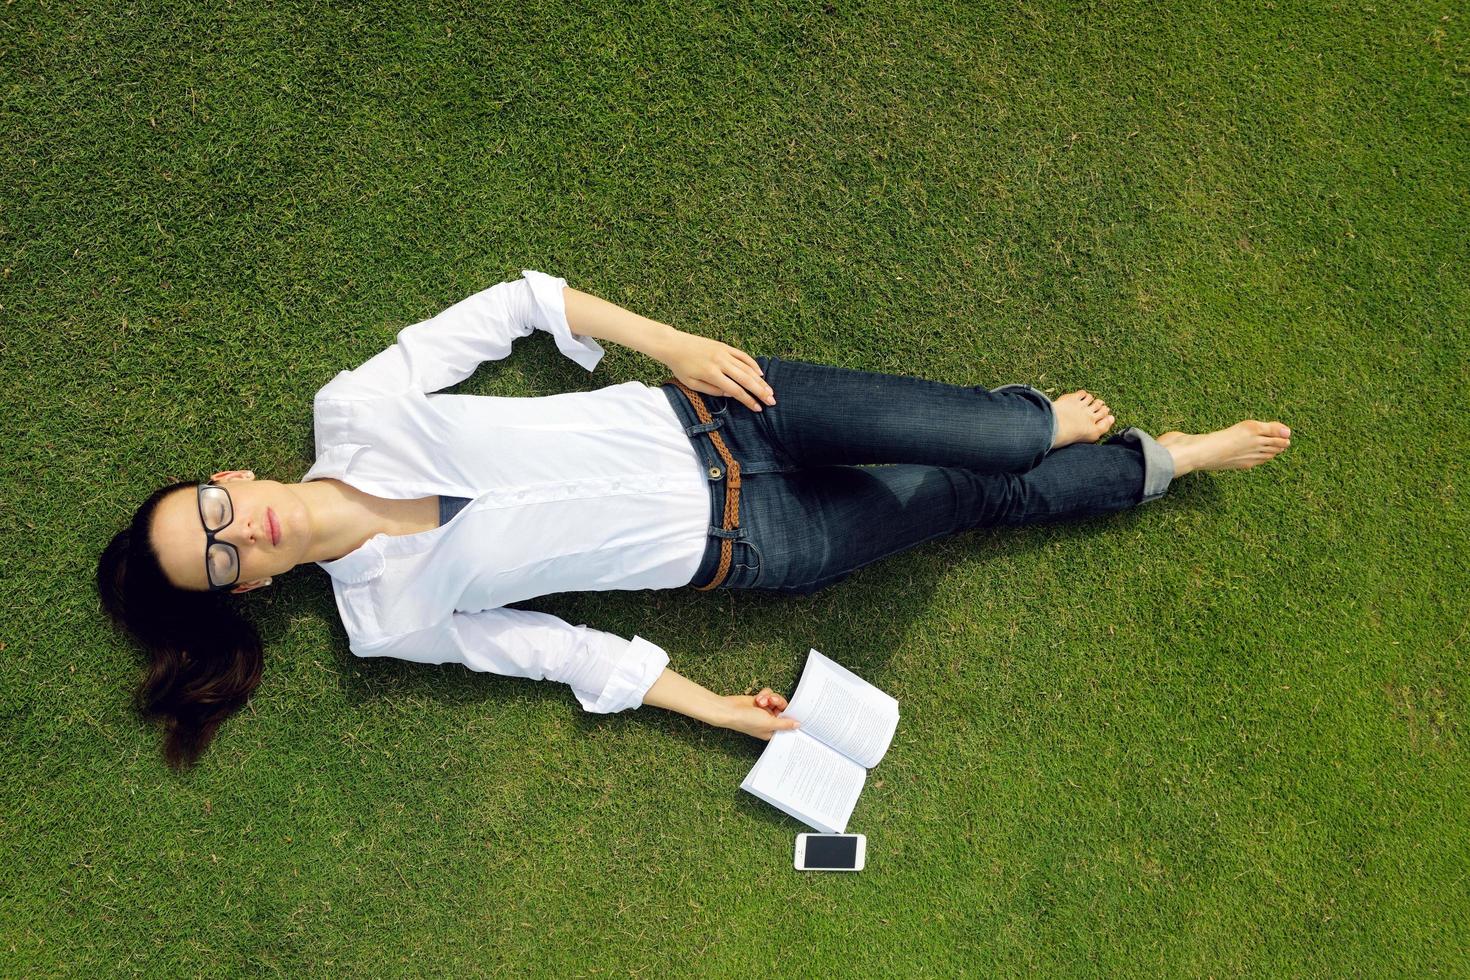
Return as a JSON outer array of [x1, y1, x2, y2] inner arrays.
[[3, 0, 1466, 974]]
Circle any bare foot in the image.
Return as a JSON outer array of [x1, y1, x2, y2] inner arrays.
[[1051, 390, 1116, 449], [1156, 421, 1292, 477]]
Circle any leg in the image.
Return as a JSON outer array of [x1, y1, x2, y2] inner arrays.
[[751, 355, 1057, 474], [727, 427, 1175, 594]]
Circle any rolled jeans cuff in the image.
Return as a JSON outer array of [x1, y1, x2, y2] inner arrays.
[[1115, 427, 1175, 503]]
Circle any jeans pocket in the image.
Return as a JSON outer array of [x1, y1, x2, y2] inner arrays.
[[726, 538, 763, 589]]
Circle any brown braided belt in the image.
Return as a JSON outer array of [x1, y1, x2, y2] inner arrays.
[[667, 379, 743, 591]]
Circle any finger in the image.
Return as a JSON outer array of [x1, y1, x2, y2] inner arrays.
[[723, 361, 775, 407], [730, 347, 764, 377], [686, 377, 725, 398], [726, 359, 775, 404], [717, 372, 763, 413]]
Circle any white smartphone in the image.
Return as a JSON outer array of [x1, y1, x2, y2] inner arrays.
[[793, 833, 866, 872]]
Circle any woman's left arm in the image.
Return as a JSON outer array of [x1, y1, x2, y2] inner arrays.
[[562, 286, 777, 412], [640, 666, 798, 741]]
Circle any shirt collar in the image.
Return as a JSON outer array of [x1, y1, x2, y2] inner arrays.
[[316, 541, 385, 585]]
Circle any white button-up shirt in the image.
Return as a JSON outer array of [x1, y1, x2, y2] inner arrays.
[[299, 270, 711, 713]]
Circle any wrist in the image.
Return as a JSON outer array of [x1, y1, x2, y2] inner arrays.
[[647, 323, 684, 366], [710, 696, 739, 730], [641, 667, 737, 730]]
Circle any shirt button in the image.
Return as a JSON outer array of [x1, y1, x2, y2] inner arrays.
[[708, 465, 723, 479]]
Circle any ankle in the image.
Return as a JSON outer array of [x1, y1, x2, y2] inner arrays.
[[1167, 450, 1191, 478], [1160, 438, 1196, 478]]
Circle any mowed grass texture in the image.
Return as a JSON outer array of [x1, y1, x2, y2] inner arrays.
[[2, 0, 1466, 974]]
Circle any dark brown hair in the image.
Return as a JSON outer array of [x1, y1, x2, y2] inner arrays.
[[96, 479, 264, 771]]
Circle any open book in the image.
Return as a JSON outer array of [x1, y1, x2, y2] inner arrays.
[[739, 649, 900, 834]]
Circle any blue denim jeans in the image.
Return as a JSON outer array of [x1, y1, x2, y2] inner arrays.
[[661, 356, 1175, 595]]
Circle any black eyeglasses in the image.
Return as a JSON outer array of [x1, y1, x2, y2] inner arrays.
[[197, 483, 241, 591]]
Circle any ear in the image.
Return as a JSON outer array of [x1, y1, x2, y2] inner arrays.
[[230, 576, 273, 595], [211, 470, 257, 483]]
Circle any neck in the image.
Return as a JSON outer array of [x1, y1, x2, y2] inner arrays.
[[291, 478, 401, 563]]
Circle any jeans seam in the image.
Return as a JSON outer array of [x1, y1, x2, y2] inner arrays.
[[750, 357, 801, 470]]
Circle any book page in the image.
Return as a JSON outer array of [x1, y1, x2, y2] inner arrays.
[[739, 730, 867, 834], [781, 649, 900, 769]]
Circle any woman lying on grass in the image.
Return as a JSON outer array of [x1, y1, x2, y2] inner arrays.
[[97, 271, 1291, 769]]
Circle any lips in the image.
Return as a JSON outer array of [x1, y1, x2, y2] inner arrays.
[[267, 508, 280, 546]]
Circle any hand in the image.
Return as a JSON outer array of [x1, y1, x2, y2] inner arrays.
[[663, 331, 777, 413], [721, 687, 799, 741]]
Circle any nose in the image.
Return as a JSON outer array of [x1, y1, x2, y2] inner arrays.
[[223, 515, 258, 548]]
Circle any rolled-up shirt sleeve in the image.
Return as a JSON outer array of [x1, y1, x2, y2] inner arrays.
[[315, 269, 604, 400], [350, 606, 668, 714], [520, 269, 604, 372]]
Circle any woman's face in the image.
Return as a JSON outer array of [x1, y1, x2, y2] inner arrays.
[[149, 471, 309, 593]]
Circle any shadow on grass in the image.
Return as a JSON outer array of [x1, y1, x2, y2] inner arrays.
[[276, 469, 1220, 776]]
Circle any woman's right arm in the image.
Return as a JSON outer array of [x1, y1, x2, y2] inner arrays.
[[641, 667, 799, 741]]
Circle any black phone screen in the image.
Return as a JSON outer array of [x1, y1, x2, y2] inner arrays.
[[803, 835, 858, 869]]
